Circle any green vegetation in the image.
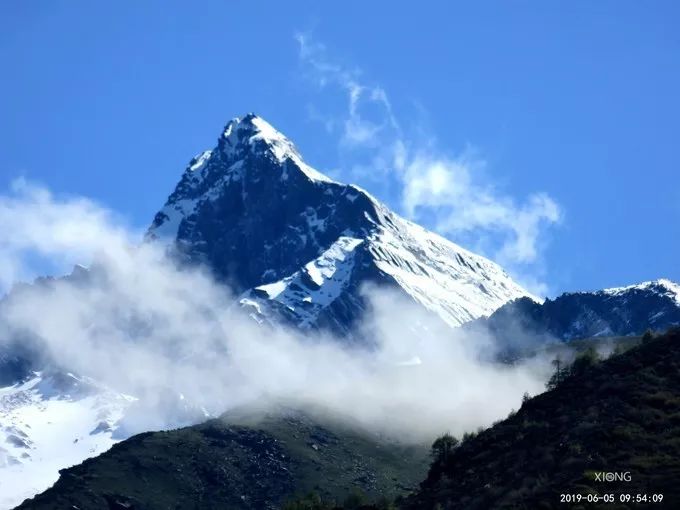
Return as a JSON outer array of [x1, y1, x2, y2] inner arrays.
[[430, 434, 459, 465], [547, 346, 601, 390], [403, 328, 680, 509], [16, 408, 428, 510], [642, 329, 655, 343], [282, 490, 397, 510]]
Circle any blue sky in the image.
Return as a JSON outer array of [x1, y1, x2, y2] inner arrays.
[[1, 1, 678, 296]]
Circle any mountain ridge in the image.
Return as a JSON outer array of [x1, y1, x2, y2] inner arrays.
[[13, 407, 429, 510], [145, 113, 533, 333], [468, 277, 680, 350]]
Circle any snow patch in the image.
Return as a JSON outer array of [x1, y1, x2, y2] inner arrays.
[[0, 374, 135, 509], [244, 237, 364, 327], [602, 279, 680, 306]]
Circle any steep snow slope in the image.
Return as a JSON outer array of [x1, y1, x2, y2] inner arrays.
[[0, 373, 135, 509], [146, 114, 532, 332]]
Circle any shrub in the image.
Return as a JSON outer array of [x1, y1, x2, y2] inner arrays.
[[283, 492, 333, 510], [570, 347, 600, 376], [343, 490, 368, 510], [431, 433, 459, 463]]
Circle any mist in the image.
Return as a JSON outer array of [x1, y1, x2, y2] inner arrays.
[[0, 181, 552, 443]]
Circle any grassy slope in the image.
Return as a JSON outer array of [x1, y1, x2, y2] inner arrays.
[[16, 408, 428, 510], [405, 329, 680, 510]]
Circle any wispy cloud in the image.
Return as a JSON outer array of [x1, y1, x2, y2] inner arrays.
[[295, 32, 399, 149], [0, 178, 135, 289], [400, 153, 561, 265], [295, 33, 562, 296]]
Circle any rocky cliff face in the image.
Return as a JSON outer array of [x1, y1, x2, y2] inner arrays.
[[146, 114, 532, 334]]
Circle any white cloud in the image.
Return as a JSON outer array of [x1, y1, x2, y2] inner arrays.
[[0, 181, 550, 443], [295, 34, 562, 295], [0, 178, 135, 290], [295, 32, 398, 149], [401, 153, 562, 266]]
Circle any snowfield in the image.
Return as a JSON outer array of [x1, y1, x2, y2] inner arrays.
[[0, 373, 135, 509]]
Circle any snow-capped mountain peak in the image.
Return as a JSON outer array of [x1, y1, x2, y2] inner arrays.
[[217, 113, 334, 182], [220, 113, 297, 159], [146, 114, 533, 332], [145, 114, 340, 244], [601, 278, 680, 306]]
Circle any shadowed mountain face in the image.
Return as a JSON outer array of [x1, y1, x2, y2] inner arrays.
[[14, 408, 429, 510], [403, 328, 680, 510], [468, 279, 680, 349], [145, 114, 531, 334]]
